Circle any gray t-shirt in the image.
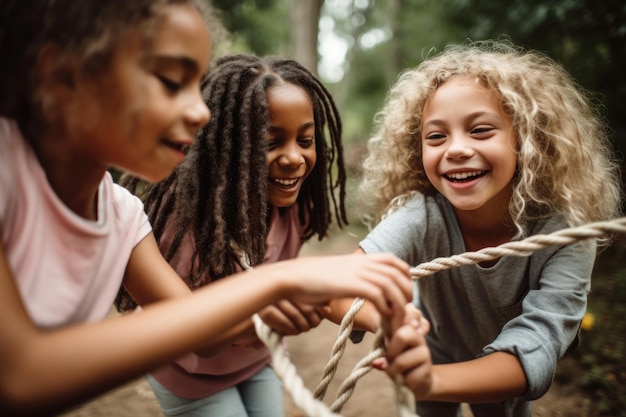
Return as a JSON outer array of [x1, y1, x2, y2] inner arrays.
[[360, 193, 595, 414]]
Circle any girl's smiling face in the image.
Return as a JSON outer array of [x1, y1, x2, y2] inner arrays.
[[266, 82, 317, 208], [420, 76, 518, 217], [58, 3, 212, 183]]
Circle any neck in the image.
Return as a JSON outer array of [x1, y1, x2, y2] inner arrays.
[[31, 130, 105, 221], [454, 204, 516, 253]]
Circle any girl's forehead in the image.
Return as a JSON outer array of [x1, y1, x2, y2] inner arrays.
[[427, 75, 488, 102], [439, 73, 486, 89], [421, 74, 507, 121]]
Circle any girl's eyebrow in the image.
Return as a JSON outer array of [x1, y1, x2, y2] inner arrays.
[[145, 54, 202, 74], [423, 111, 500, 127], [268, 121, 315, 134], [298, 121, 315, 134]]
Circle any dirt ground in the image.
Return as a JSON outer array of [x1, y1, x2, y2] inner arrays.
[[61, 230, 595, 417]]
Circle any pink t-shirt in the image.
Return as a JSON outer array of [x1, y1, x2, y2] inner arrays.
[[0, 117, 151, 328], [150, 206, 305, 399]]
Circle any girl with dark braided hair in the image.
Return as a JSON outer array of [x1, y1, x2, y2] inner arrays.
[[116, 54, 352, 417]]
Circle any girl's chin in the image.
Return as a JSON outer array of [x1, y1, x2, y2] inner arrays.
[[268, 196, 299, 208]]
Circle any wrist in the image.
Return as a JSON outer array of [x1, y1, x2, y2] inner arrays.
[[424, 365, 443, 401], [262, 261, 295, 301]]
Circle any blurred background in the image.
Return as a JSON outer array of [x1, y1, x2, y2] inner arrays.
[[203, 1, 626, 415], [208, 0, 626, 166]]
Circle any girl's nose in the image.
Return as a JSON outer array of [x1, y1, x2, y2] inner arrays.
[[185, 94, 211, 130], [277, 144, 305, 167], [445, 134, 474, 160]]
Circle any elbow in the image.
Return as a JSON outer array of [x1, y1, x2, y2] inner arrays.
[[0, 380, 44, 416], [0, 363, 63, 416]]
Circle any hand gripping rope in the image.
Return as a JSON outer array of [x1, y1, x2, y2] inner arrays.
[[236, 217, 626, 417]]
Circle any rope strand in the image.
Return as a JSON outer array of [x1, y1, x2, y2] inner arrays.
[[236, 217, 626, 416]]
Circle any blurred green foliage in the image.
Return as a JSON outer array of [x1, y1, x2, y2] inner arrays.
[[557, 245, 626, 416], [209, 0, 289, 56], [438, 0, 626, 161]]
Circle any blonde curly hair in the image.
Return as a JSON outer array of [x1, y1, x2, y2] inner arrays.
[[358, 39, 622, 241]]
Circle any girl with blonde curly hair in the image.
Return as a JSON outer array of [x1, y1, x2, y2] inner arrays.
[[353, 39, 622, 417]]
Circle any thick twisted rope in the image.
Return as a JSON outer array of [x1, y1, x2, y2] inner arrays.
[[232, 244, 415, 416], [231, 243, 345, 417], [235, 217, 626, 417], [316, 217, 626, 414]]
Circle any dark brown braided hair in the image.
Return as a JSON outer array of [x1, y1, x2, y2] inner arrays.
[[116, 54, 347, 311]]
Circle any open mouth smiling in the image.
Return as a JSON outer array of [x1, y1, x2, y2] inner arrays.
[[270, 178, 299, 187], [161, 139, 188, 152], [444, 170, 487, 182]]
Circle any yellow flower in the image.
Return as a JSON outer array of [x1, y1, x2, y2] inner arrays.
[[581, 312, 595, 331]]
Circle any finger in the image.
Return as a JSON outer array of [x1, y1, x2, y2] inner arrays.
[[362, 254, 413, 304], [275, 300, 321, 333], [362, 267, 412, 317], [384, 332, 431, 393], [292, 302, 324, 329], [396, 350, 433, 398], [403, 304, 430, 335], [372, 357, 389, 370], [353, 281, 392, 317], [259, 305, 298, 335], [368, 252, 412, 295], [385, 347, 430, 385], [315, 304, 333, 318], [385, 323, 423, 362]]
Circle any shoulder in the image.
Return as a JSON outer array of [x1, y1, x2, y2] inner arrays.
[[105, 173, 151, 240], [530, 215, 568, 234], [0, 118, 34, 219], [361, 192, 451, 263], [528, 215, 596, 275], [0, 117, 24, 166], [382, 192, 448, 230], [108, 175, 147, 215], [529, 214, 596, 255], [0, 116, 18, 137]]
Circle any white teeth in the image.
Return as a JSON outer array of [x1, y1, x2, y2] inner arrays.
[[446, 170, 484, 180], [273, 178, 298, 186]]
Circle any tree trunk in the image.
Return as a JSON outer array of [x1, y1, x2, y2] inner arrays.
[[290, 0, 322, 76], [387, 0, 402, 83]]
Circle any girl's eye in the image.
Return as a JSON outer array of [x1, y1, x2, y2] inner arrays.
[[471, 126, 494, 135], [267, 139, 279, 150], [425, 132, 446, 141], [298, 137, 314, 147], [158, 75, 182, 92]]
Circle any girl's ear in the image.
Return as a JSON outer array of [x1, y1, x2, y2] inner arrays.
[[37, 43, 77, 90], [36, 43, 78, 120]]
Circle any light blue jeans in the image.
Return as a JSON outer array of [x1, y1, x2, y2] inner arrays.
[[147, 365, 285, 417]]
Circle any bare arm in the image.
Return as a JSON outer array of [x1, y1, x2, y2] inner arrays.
[[383, 330, 527, 403], [425, 352, 527, 403], [123, 235, 336, 353], [0, 231, 412, 415], [121, 233, 259, 356]]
